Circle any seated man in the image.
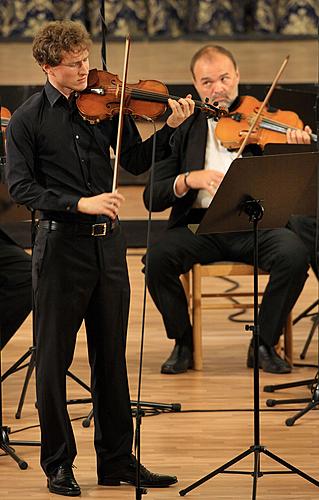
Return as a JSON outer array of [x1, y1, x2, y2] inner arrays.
[[0, 228, 32, 349], [143, 45, 311, 375]]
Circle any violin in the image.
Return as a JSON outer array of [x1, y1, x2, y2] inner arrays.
[[1, 106, 11, 165], [1, 106, 11, 128], [76, 69, 227, 123], [215, 95, 317, 150]]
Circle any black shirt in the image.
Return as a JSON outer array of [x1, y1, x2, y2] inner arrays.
[[6, 81, 174, 222]]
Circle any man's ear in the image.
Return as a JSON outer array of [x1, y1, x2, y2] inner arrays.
[[42, 64, 52, 76]]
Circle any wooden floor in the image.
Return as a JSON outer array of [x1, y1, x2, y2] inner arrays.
[[1, 248, 319, 499]]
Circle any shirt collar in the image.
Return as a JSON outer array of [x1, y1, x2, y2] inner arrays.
[[44, 80, 68, 107]]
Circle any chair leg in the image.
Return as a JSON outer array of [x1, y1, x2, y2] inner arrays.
[[192, 264, 203, 370], [283, 311, 293, 366]]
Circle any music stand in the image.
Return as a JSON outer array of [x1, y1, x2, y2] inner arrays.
[[179, 151, 319, 499], [0, 183, 39, 469]]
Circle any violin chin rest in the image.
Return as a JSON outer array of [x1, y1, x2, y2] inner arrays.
[[87, 68, 99, 87]]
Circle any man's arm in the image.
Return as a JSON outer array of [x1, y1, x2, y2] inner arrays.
[[119, 97, 195, 176], [6, 113, 80, 212]]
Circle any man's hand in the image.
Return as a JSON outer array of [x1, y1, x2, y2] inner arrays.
[[175, 169, 224, 197], [166, 94, 195, 128], [286, 125, 312, 144], [77, 191, 125, 218]]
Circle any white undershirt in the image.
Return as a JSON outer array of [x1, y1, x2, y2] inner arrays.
[[192, 119, 239, 208]]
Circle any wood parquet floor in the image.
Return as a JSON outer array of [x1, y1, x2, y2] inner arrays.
[[1, 247, 319, 499]]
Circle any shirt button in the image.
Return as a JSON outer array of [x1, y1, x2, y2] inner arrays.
[[75, 135, 79, 140], [81, 159, 85, 163], [66, 206, 71, 211], [87, 182, 91, 187]]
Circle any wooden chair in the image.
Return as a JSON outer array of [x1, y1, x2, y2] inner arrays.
[[181, 262, 293, 371]]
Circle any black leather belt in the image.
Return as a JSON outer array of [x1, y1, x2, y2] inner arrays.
[[38, 219, 118, 237]]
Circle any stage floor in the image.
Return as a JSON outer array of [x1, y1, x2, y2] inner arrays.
[[1, 254, 318, 499]]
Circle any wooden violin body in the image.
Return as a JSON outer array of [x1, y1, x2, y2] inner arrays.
[[76, 69, 227, 124], [1, 106, 11, 128], [1, 106, 11, 159], [215, 95, 308, 150], [76, 69, 169, 123]]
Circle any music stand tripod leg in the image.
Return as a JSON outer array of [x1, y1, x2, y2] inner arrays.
[[284, 374, 319, 426], [15, 347, 36, 419], [0, 329, 39, 469]]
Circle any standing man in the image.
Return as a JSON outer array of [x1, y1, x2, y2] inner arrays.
[[6, 20, 194, 496], [143, 45, 311, 376]]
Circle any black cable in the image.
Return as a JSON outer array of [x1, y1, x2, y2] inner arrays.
[[10, 405, 308, 436], [99, 1, 108, 70]]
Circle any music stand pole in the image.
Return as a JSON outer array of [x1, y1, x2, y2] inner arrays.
[[179, 151, 319, 498]]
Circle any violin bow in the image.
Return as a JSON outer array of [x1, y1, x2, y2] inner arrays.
[[112, 35, 131, 192], [235, 55, 290, 159]]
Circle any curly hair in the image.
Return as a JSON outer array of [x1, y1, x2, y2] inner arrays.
[[32, 20, 92, 67]]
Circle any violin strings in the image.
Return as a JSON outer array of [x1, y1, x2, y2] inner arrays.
[[247, 113, 300, 133], [95, 86, 214, 112]]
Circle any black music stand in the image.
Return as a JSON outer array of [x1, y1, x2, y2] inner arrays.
[[180, 151, 319, 499], [0, 183, 39, 469]]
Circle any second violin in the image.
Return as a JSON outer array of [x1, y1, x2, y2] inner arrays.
[[215, 95, 317, 150]]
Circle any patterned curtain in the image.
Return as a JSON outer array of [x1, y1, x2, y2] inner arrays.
[[254, 0, 319, 34], [0, 0, 85, 38], [0, 0, 318, 38]]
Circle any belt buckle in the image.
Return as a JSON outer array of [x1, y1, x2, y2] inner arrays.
[[92, 222, 107, 237]]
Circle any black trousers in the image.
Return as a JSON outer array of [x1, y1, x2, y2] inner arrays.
[[33, 225, 133, 476], [287, 215, 318, 278], [146, 226, 309, 347], [0, 230, 32, 349]]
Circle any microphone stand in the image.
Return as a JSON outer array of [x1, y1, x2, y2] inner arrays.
[[96, 11, 181, 497]]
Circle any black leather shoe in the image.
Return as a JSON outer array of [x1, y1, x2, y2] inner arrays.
[[161, 344, 193, 374], [98, 455, 177, 488], [247, 342, 292, 374], [47, 464, 81, 496]]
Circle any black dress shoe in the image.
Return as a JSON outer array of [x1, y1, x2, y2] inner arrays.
[[98, 454, 177, 488], [247, 342, 292, 374], [161, 344, 193, 374], [47, 464, 81, 496]]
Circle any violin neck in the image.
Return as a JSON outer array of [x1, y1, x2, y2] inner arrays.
[[130, 89, 208, 113], [259, 116, 317, 143], [1, 118, 10, 127]]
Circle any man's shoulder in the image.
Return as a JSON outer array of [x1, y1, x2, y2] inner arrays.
[[10, 89, 45, 122]]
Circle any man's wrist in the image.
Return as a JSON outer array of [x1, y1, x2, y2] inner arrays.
[[184, 171, 191, 189]]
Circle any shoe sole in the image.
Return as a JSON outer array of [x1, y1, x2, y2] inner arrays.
[[161, 361, 193, 375], [47, 487, 81, 496], [98, 478, 177, 488]]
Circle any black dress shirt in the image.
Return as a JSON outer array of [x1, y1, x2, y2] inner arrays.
[[6, 81, 174, 223]]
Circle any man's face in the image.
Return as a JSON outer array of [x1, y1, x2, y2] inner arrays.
[[43, 48, 90, 97], [192, 52, 239, 109]]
